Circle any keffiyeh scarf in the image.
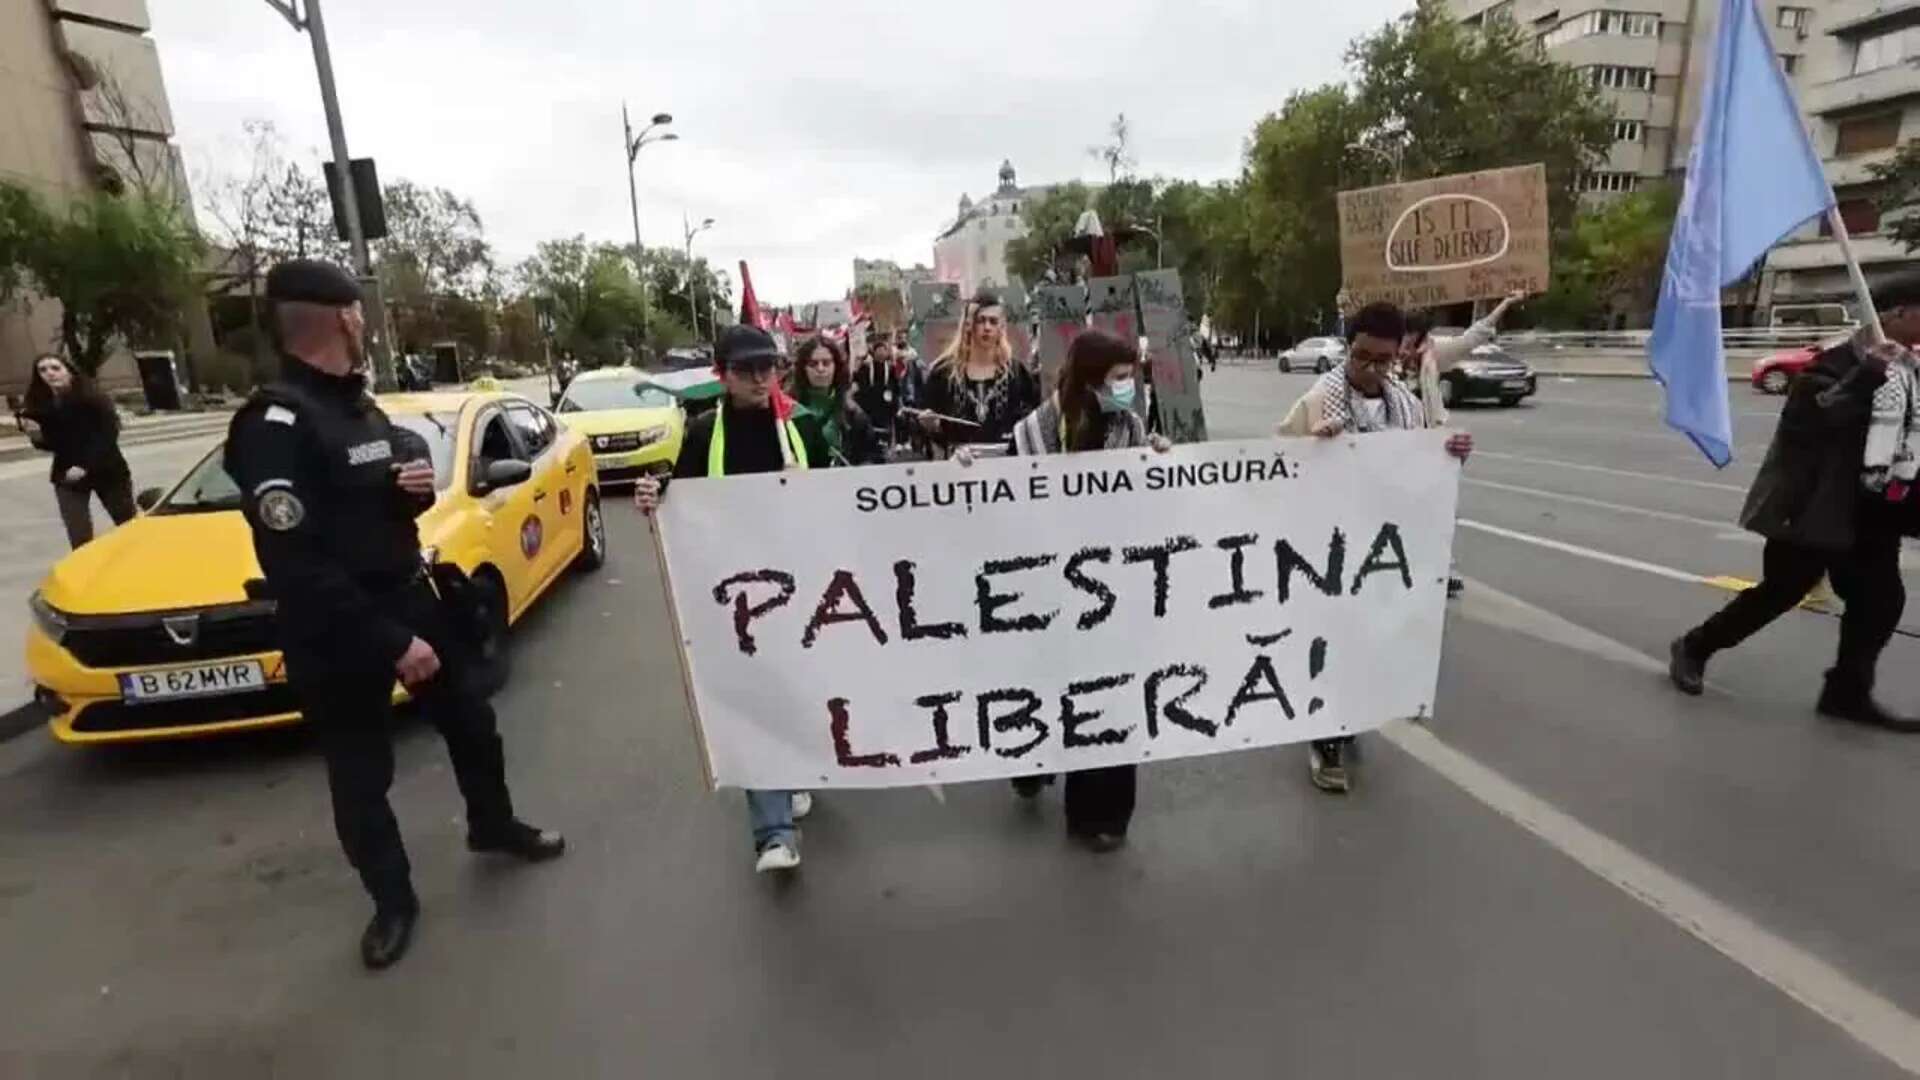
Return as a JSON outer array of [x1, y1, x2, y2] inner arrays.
[[1012, 395, 1146, 455], [1863, 352, 1920, 494], [1311, 366, 1426, 433]]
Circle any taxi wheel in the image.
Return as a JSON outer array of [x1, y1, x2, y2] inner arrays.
[[575, 490, 608, 572], [471, 571, 512, 697]]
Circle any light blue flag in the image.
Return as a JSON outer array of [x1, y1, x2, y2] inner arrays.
[[1649, 0, 1834, 466]]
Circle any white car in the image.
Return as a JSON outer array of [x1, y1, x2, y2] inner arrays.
[[1278, 337, 1346, 374]]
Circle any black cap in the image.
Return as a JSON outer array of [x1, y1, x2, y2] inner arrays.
[[715, 325, 782, 370], [265, 259, 361, 306], [1873, 271, 1920, 311]]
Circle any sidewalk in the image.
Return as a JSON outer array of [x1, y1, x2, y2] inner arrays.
[[0, 407, 237, 464]]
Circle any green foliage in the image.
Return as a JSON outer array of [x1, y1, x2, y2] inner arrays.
[[0, 180, 204, 375], [1532, 183, 1679, 327], [517, 237, 649, 366], [1869, 141, 1920, 253]]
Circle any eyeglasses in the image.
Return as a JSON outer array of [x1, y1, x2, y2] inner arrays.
[[1350, 351, 1396, 371]]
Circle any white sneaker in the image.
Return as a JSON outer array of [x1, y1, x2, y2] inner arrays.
[[754, 842, 801, 873], [790, 792, 814, 820]]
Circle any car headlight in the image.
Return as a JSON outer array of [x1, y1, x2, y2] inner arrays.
[[28, 590, 68, 644], [637, 425, 669, 447], [1457, 361, 1488, 375]]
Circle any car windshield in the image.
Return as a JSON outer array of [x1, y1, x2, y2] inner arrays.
[[558, 378, 676, 412], [389, 412, 458, 490], [1303, 338, 1334, 349]]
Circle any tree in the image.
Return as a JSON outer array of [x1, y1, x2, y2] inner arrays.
[[1234, 86, 1365, 341], [375, 180, 494, 355], [1088, 112, 1138, 185], [1532, 183, 1679, 327], [1869, 141, 1920, 253], [516, 237, 649, 366], [0, 181, 204, 375], [1004, 181, 1097, 285]]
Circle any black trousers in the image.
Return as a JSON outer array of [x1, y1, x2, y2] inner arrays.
[[53, 473, 134, 548], [1013, 765, 1138, 837], [286, 581, 515, 915], [1689, 526, 1905, 694]]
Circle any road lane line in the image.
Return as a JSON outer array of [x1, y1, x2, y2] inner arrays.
[[1464, 478, 1740, 531], [1473, 451, 1750, 492], [1457, 519, 1711, 584], [1385, 721, 1920, 1075]]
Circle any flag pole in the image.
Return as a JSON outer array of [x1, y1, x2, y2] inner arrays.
[[1824, 206, 1887, 345]]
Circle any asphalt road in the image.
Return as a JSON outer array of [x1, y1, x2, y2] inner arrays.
[[4, 365, 1920, 1077]]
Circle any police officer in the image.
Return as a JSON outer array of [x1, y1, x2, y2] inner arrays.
[[228, 260, 564, 970]]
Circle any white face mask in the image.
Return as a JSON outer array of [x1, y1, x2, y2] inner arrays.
[[1097, 378, 1137, 413]]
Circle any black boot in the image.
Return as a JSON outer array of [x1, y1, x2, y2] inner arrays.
[[1816, 676, 1920, 732], [468, 820, 567, 861], [361, 906, 418, 970], [1668, 634, 1708, 696]]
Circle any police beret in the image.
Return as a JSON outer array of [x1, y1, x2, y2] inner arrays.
[[265, 259, 361, 306]]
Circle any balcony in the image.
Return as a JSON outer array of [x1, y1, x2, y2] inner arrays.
[[1825, 146, 1901, 187], [1767, 232, 1912, 272], [1804, 61, 1920, 116]]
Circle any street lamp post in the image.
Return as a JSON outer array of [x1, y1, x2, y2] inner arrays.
[[683, 214, 715, 340], [261, 0, 395, 389], [623, 105, 676, 357]]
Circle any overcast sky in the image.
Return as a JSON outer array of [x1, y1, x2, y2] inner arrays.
[[152, 0, 1407, 305]]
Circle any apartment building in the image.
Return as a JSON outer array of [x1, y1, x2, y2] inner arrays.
[[1450, 0, 1920, 318], [0, 0, 193, 393]]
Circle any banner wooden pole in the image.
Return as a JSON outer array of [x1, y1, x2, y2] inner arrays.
[[1826, 206, 1887, 346]]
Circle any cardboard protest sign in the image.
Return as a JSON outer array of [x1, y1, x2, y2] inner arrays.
[[1337, 163, 1550, 308], [656, 432, 1460, 790], [1086, 277, 1146, 424], [909, 282, 961, 366], [982, 284, 1032, 368], [1135, 269, 1207, 444], [1033, 284, 1087, 382]]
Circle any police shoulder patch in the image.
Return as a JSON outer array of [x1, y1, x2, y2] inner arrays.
[[257, 488, 306, 532], [263, 405, 297, 426]]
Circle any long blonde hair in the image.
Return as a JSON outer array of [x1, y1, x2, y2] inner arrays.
[[935, 297, 1012, 382]]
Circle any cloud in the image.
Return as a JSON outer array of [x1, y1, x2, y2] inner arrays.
[[152, 0, 1406, 304]]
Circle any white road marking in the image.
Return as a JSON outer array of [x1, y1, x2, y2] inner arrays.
[[1528, 395, 1783, 421], [1465, 478, 1739, 532], [1457, 519, 1711, 584], [1385, 721, 1920, 1075], [1474, 451, 1750, 492]]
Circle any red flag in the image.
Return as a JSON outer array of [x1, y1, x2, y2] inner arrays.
[[738, 260, 764, 330]]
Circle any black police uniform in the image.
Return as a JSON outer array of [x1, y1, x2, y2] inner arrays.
[[227, 358, 521, 918]]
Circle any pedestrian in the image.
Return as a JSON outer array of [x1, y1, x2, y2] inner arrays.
[[20, 353, 135, 550], [1399, 290, 1527, 597], [911, 290, 1041, 455], [788, 334, 885, 466], [634, 324, 831, 873], [852, 326, 905, 449], [1277, 301, 1474, 792], [227, 260, 564, 970], [1668, 275, 1920, 730], [962, 328, 1171, 851]]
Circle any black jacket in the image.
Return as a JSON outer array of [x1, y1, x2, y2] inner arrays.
[[851, 358, 903, 435], [917, 363, 1042, 447], [1739, 340, 1887, 551], [672, 401, 833, 480], [24, 395, 128, 490], [225, 359, 436, 671]]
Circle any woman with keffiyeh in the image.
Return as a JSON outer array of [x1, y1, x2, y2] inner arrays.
[[1277, 302, 1474, 794]]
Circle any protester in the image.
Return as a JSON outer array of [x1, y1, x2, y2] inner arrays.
[[788, 334, 884, 467], [1399, 290, 1526, 597], [912, 291, 1041, 455], [1668, 275, 1920, 730], [635, 325, 831, 872], [227, 260, 563, 970], [963, 328, 1172, 851], [1278, 301, 1474, 792], [852, 327, 905, 448], [20, 353, 135, 550]]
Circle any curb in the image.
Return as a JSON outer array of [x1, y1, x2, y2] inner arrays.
[[0, 700, 44, 743]]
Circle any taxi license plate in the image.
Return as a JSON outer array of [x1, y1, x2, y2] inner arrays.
[[1502, 379, 1529, 390], [119, 660, 267, 703]]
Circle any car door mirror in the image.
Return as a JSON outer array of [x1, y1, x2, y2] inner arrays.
[[134, 487, 165, 512], [479, 458, 532, 492]]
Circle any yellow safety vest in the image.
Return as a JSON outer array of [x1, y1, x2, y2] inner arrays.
[[708, 407, 810, 477]]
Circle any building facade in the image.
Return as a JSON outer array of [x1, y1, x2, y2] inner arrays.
[[851, 257, 936, 296], [932, 160, 1060, 296], [1, 0, 190, 394]]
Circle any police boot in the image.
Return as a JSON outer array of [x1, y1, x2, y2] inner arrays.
[[1816, 673, 1920, 733], [361, 906, 418, 971], [468, 820, 567, 862]]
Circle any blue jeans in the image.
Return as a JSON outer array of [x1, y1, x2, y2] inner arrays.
[[746, 789, 796, 851]]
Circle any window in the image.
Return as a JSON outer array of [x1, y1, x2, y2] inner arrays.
[[1819, 198, 1883, 235], [1584, 64, 1656, 90], [389, 412, 458, 490], [1541, 10, 1659, 47], [505, 404, 556, 458], [1580, 171, 1641, 193], [1779, 53, 1801, 74], [1612, 119, 1644, 142], [1836, 112, 1903, 155], [1777, 6, 1809, 30], [1853, 27, 1920, 74], [476, 413, 520, 464]]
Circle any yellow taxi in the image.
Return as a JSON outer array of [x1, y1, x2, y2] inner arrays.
[[552, 366, 685, 484], [24, 390, 606, 745]]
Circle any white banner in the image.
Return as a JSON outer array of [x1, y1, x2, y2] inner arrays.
[[656, 432, 1460, 790]]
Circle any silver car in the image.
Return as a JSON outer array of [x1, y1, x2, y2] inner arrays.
[[1278, 337, 1346, 374]]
